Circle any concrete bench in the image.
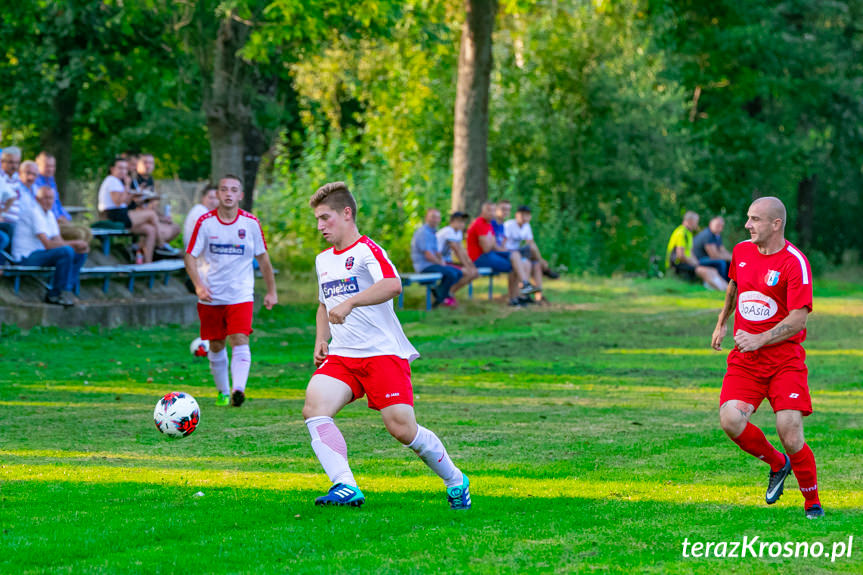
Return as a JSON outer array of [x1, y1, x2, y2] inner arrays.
[[90, 227, 134, 256], [399, 272, 443, 311]]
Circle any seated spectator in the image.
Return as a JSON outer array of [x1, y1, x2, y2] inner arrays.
[[16, 160, 39, 200], [504, 205, 555, 304], [666, 211, 727, 291], [492, 199, 511, 248], [183, 183, 219, 248], [97, 157, 163, 263], [436, 211, 479, 296], [466, 201, 537, 307], [692, 216, 732, 280], [130, 153, 181, 256], [0, 176, 15, 257], [35, 152, 92, 243], [1, 147, 21, 187], [411, 208, 462, 307], [12, 185, 89, 306]]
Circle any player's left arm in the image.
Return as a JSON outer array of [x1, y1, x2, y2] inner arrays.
[[255, 251, 278, 310], [734, 308, 808, 352], [328, 278, 402, 324]]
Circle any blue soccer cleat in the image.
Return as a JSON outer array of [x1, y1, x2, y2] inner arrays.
[[447, 474, 471, 510], [805, 504, 825, 519], [315, 483, 365, 507]]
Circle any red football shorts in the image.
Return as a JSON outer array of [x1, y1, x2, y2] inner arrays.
[[720, 342, 812, 416], [314, 354, 414, 411], [197, 302, 254, 341]]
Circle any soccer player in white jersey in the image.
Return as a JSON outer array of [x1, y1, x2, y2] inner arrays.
[[302, 181, 470, 510], [185, 175, 277, 407]]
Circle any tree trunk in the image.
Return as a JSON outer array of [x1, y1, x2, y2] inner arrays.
[[241, 122, 268, 212], [41, 87, 77, 205], [451, 0, 498, 217], [205, 15, 254, 205], [796, 175, 816, 249]]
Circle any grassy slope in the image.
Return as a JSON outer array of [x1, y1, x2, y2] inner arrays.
[[1, 276, 861, 574]]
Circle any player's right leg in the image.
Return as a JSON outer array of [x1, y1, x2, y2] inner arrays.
[[303, 374, 363, 506], [207, 339, 231, 406], [720, 400, 790, 504]]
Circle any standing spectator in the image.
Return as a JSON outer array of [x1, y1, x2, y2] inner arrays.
[[184, 183, 219, 248], [466, 202, 536, 307], [35, 152, 92, 243], [1, 147, 22, 187], [436, 211, 479, 297], [98, 157, 161, 263], [693, 216, 733, 281], [410, 208, 462, 307], [666, 211, 727, 291], [504, 206, 555, 304], [12, 185, 89, 306]]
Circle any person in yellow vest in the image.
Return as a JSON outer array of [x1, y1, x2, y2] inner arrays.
[[666, 211, 727, 290]]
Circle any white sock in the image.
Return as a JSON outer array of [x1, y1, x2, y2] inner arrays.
[[408, 425, 463, 488], [207, 348, 230, 395], [230, 344, 251, 393], [306, 416, 357, 487]]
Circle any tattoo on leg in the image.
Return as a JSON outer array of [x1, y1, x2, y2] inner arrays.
[[734, 402, 754, 419]]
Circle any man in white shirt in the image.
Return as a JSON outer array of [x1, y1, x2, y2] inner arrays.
[[0, 147, 21, 187], [97, 157, 163, 262], [183, 183, 219, 248], [185, 174, 277, 407], [503, 205, 556, 303], [0, 176, 16, 256], [13, 186, 89, 306], [435, 211, 478, 299], [302, 181, 470, 510]]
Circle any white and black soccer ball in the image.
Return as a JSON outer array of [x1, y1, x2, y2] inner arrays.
[[154, 392, 200, 438], [190, 337, 209, 357]]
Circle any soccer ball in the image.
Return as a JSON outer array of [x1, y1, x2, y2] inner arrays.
[[190, 337, 209, 357], [154, 392, 200, 438]]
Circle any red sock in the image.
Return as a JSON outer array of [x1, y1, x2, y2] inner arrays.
[[732, 423, 786, 472], [789, 443, 820, 509]]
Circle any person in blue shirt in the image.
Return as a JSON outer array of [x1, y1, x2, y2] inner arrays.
[[692, 216, 732, 281], [35, 152, 91, 242], [491, 199, 511, 248], [410, 208, 463, 307]]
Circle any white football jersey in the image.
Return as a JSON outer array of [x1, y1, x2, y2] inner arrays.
[[316, 236, 419, 361], [186, 209, 267, 305]]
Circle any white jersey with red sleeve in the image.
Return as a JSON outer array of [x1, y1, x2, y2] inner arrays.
[[186, 209, 267, 306], [316, 235, 419, 361], [730, 239, 813, 345]]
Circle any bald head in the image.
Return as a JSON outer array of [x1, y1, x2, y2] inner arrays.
[[745, 196, 787, 250], [750, 197, 786, 228]]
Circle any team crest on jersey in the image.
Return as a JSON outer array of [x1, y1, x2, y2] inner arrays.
[[238, 229, 246, 239], [345, 256, 354, 270], [765, 270, 780, 286]]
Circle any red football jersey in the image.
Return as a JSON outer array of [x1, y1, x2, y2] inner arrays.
[[729, 240, 813, 345]]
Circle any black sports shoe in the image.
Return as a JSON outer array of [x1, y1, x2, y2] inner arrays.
[[805, 504, 825, 519], [45, 292, 75, 307], [508, 298, 525, 307], [542, 268, 560, 279], [766, 454, 792, 504], [230, 390, 245, 407]]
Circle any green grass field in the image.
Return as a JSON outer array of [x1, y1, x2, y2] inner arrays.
[[1, 275, 861, 574]]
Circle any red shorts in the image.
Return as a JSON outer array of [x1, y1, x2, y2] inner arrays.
[[314, 355, 414, 411], [197, 302, 254, 341], [720, 342, 812, 416]]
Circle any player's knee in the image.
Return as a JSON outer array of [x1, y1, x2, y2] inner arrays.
[[384, 419, 415, 444], [777, 424, 804, 453], [719, 406, 747, 437]]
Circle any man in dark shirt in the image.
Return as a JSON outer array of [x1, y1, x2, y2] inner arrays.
[[693, 216, 732, 280]]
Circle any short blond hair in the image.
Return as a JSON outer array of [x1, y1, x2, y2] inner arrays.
[[309, 181, 357, 221]]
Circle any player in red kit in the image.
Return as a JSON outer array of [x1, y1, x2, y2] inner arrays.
[[712, 197, 823, 519], [301, 181, 470, 510]]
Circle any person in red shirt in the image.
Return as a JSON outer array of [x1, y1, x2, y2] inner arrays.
[[711, 196, 822, 519], [466, 201, 536, 306]]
